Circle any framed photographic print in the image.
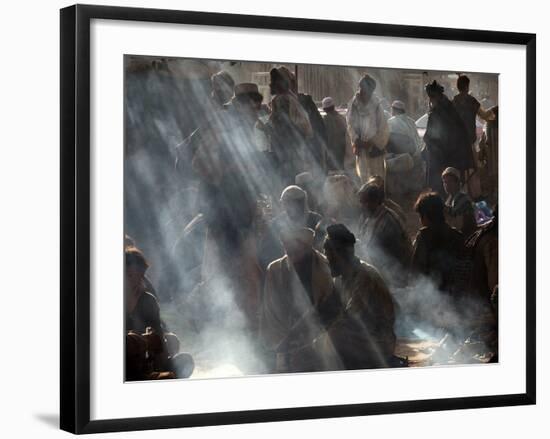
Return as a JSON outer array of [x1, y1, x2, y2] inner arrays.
[[60, 4, 536, 434]]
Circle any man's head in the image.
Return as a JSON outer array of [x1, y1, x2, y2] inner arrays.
[[269, 67, 294, 95], [322, 96, 336, 113], [425, 80, 445, 107], [391, 100, 406, 116], [441, 167, 461, 196], [414, 192, 445, 227], [125, 246, 149, 292], [211, 71, 235, 106], [279, 227, 314, 262], [358, 74, 377, 103], [323, 224, 357, 277], [280, 185, 308, 223], [358, 180, 385, 216], [457, 74, 470, 93]]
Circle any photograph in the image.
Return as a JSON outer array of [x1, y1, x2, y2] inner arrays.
[[123, 55, 499, 381]]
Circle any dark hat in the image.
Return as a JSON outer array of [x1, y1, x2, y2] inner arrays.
[[326, 224, 356, 246], [234, 82, 261, 97], [359, 74, 377, 92], [425, 80, 444, 97]]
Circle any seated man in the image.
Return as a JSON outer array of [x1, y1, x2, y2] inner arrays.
[[441, 167, 477, 239], [410, 192, 468, 296], [357, 180, 412, 287], [318, 224, 397, 370], [259, 227, 338, 373], [259, 185, 324, 270], [125, 246, 194, 379]]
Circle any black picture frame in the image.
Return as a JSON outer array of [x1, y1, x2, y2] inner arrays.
[[60, 4, 536, 434]]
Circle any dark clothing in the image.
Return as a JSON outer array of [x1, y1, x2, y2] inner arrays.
[[411, 223, 467, 295], [465, 218, 498, 301], [323, 110, 348, 171], [358, 205, 412, 287], [424, 97, 472, 194], [269, 93, 312, 187], [299, 93, 328, 174], [328, 260, 396, 369], [453, 93, 481, 145], [126, 291, 163, 335], [291, 252, 314, 303], [445, 191, 477, 238]]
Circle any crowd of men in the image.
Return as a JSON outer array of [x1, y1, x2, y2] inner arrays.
[[125, 65, 499, 380]]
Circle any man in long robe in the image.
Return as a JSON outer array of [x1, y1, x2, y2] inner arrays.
[[423, 80, 472, 195], [346, 74, 389, 184], [386, 100, 425, 194], [322, 96, 353, 172], [259, 227, 338, 373], [268, 66, 313, 190]]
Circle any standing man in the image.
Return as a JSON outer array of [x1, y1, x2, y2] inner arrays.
[[452, 74, 495, 152], [386, 99, 425, 195], [322, 96, 352, 172], [346, 74, 389, 184], [320, 224, 397, 369], [268, 66, 313, 189], [423, 80, 472, 196], [452, 75, 495, 193]]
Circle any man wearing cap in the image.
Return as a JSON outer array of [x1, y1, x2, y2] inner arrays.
[[385, 100, 425, 194], [387, 100, 422, 156], [322, 97, 352, 172], [442, 167, 477, 238], [319, 224, 397, 369], [452, 75, 495, 152], [259, 226, 337, 372], [346, 74, 390, 184]]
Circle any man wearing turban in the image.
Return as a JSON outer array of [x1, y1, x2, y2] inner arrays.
[[346, 74, 390, 184]]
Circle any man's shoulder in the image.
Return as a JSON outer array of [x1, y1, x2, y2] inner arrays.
[[355, 261, 389, 290], [267, 255, 287, 273], [414, 226, 431, 242], [139, 291, 160, 309], [357, 260, 384, 279]]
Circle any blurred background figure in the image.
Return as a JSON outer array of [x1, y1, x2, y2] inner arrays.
[[386, 99, 425, 197], [322, 96, 352, 173]]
